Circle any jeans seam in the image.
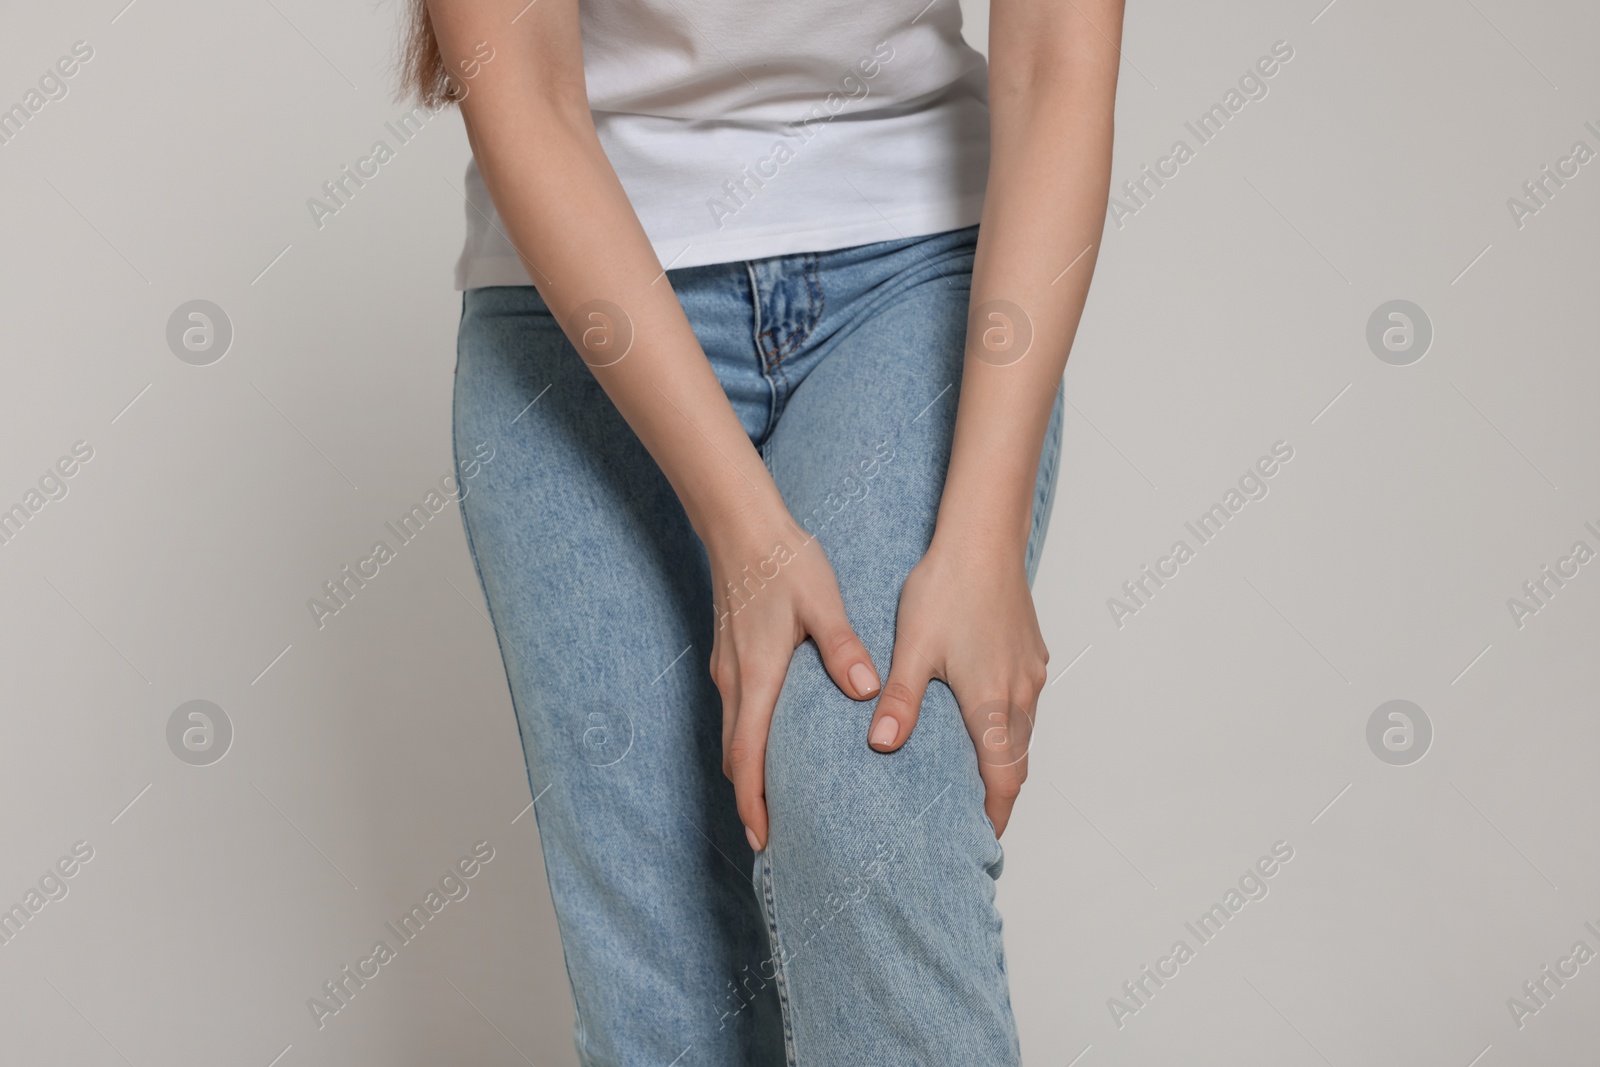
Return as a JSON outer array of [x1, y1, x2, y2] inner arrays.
[[455, 294, 595, 1064], [744, 261, 782, 441], [795, 252, 825, 356], [770, 358, 792, 430], [758, 849, 800, 1067], [770, 255, 823, 425]]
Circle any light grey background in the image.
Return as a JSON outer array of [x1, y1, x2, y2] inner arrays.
[[2, 1, 1595, 1064]]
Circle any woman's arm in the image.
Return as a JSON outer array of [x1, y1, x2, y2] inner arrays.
[[867, 0, 1125, 835], [424, 0, 882, 849], [427, 0, 774, 536]]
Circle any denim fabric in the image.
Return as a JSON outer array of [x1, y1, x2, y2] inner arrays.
[[453, 224, 1065, 1066]]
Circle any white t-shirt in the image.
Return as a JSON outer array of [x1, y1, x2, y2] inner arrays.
[[454, 0, 991, 289]]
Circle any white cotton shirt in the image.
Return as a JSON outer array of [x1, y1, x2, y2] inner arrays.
[[454, 0, 991, 289]]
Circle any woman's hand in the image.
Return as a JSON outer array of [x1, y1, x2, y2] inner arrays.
[[708, 509, 882, 852], [867, 538, 1047, 838]]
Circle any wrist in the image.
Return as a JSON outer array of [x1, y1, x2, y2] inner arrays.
[[932, 471, 1033, 568], [689, 484, 808, 563], [928, 508, 1031, 575], [935, 421, 1042, 569]]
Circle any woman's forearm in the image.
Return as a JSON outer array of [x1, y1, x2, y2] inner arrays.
[[935, 0, 1124, 563], [431, 1, 786, 550], [473, 112, 784, 546]]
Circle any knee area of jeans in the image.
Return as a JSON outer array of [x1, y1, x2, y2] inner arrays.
[[765, 734, 996, 894]]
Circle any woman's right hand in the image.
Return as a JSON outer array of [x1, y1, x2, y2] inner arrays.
[[706, 508, 882, 852]]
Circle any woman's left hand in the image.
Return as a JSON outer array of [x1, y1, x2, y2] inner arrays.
[[867, 537, 1048, 837]]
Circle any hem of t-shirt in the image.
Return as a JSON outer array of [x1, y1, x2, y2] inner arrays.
[[453, 195, 987, 291]]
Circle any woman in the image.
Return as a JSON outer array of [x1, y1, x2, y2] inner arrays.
[[403, 0, 1121, 1061]]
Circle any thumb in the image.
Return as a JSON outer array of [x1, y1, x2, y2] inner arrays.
[[805, 595, 882, 702], [869, 631, 934, 752]]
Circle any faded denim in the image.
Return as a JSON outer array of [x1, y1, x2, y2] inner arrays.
[[453, 224, 1064, 1066]]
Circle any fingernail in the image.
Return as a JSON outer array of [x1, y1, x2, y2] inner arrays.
[[849, 662, 880, 698], [869, 716, 898, 749], [745, 825, 761, 852]]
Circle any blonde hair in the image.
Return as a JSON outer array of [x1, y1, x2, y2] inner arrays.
[[396, 0, 460, 108]]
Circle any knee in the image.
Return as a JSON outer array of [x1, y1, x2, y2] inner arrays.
[[763, 642, 992, 882]]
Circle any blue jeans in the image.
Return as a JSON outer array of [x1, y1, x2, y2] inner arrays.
[[453, 224, 1064, 1066]]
